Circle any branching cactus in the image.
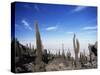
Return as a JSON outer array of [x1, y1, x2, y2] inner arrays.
[[73, 34, 80, 67]]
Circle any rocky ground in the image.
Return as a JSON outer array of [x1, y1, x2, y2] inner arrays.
[[15, 56, 97, 72], [12, 39, 97, 73]]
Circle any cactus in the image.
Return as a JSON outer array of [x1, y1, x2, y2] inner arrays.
[[33, 21, 46, 72], [88, 44, 92, 64], [55, 52, 57, 57], [61, 43, 65, 58], [58, 50, 61, 57], [73, 34, 80, 67], [80, 52, 85, 65], [62, 50, 65, 59], [34, 21, 43, 64], [29, 43, 31, 49], [32, 45, 34, 51], [80, 51, 88, 66], [26, 43, 28, 48], [48, 50, 51, 55], [43, 49, 48, 64], [80, 52, 84, 66], [94, 41, 97, 49], [67, 49, 71, 60]]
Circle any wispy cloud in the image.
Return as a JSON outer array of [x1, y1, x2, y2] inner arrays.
[[71, 6, 87, 13], [22, 20, 32, 30], [66, 31, 74, 34], [34, 4, 39, 12], [82, 26, 97, 30], [86, 30, 97, 34], [46, 26, 57, 31]]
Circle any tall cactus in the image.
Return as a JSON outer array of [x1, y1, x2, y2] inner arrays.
[[73, 34, 80, 67], [34, 21, 43, 64], [88, 44, 92, 64]]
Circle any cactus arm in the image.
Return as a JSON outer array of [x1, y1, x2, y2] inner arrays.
[[73, 33, 80, 68]]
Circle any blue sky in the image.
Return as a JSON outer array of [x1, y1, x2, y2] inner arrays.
[[14, 2, 97, 55]]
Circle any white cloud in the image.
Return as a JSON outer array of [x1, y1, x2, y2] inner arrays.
[[66, 31, 74, 34], [72, 6, 87, 13], [34, 4, 39, 12], [82, 26, 97, 30], [86, 30, 97, 34], [46, 26, 57, 31], [22, 20, 32, 30]]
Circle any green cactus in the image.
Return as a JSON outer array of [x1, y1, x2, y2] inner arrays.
[[73, 34, 80, 67]]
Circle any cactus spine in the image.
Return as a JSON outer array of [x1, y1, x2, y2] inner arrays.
[[73, 34, 80, 67]]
